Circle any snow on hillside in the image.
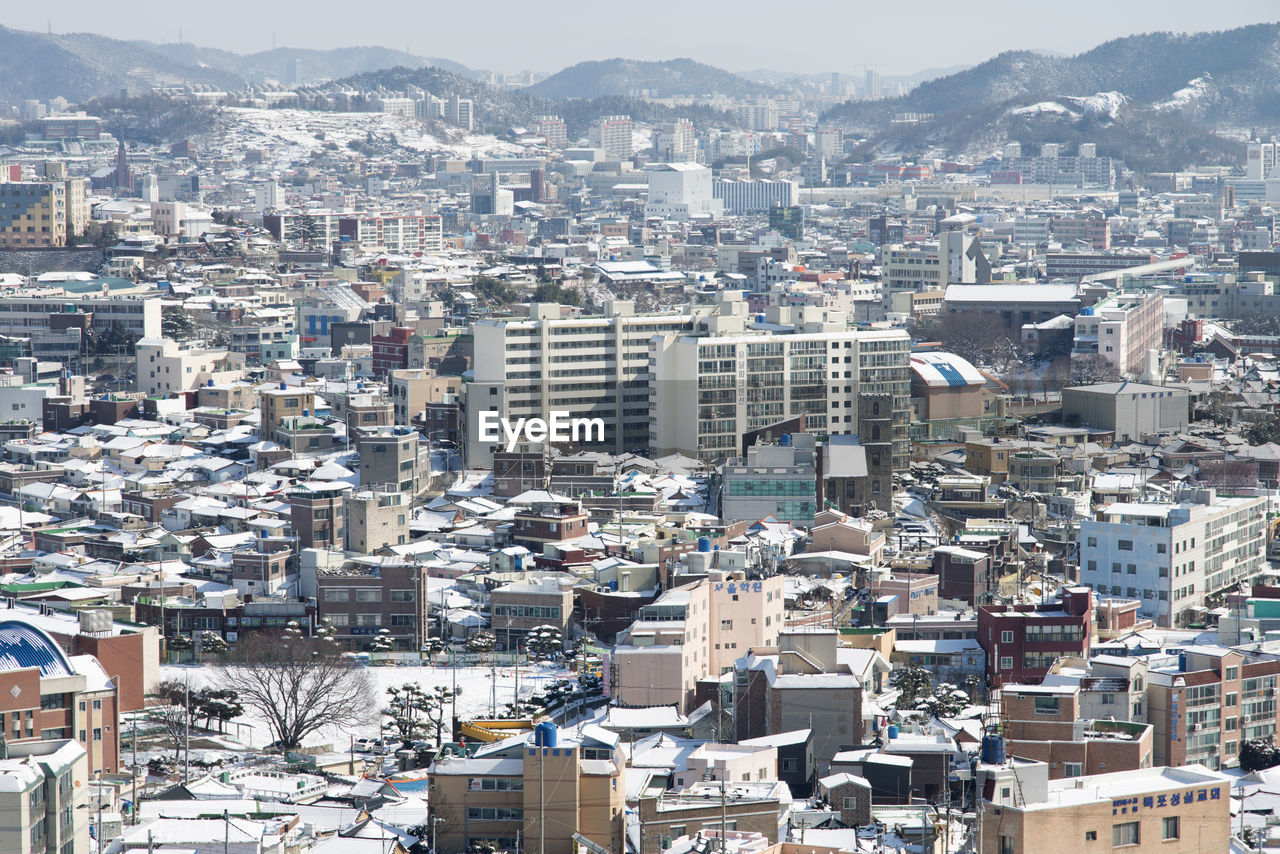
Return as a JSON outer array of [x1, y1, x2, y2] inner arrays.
[[1153, 75, 1212, 111], [1007, 91, 1126, 122], [213, 107, 523, 171], [1009, 101, 1079, 119]]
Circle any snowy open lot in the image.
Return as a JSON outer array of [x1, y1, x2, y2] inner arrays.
[[159, 659, 573, 750]]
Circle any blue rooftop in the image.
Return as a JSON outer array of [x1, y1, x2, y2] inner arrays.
[[0, 621, 74, 678]]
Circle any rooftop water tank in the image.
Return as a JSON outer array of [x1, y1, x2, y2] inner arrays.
[[697, 536, 712, 553], [980, 734, 1005, 765], [534, 722, 558, 748]]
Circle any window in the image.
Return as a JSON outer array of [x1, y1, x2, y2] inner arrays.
[[671, 826, 686, 840], [324, 589, 349, 602], [1064, 762, 1082, 777], [1162, 816, 1179, 840], [390, 590, 415, 602], [1157, 543, 1167, 554], [842, 796, 858, 809], [1112, 821, 1139, 846], [1085, 831, 1096, 841], [1226, 667, 1239, 681], [1118, 540, 1133, 551], [40, 693, 67, 710], [1001, 630, 1013, 644], [1000, 656, 1013, 671], [1034, 696, 1060, 715], [355, 589, 382, 603], [999, 836, 1014, 854]]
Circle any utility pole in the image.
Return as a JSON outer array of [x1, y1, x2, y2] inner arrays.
[[131, 716, 138, 824], [183, 671, 191, 784], [720, 779, 727, 852], [96, 770, 103, 854], [539, 745, 546, 854]]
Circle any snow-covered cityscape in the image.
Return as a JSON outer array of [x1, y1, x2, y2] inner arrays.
[[2, 4, 1280, 854]]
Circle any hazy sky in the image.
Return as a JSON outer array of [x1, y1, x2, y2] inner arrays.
[[12, 0, 1279, 75]]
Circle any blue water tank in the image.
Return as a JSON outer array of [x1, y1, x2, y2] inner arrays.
[[756, 314, 766, 323], [697, 536, 712, 553], [981, 734, 1005, 765], [534, 722, 558, 748], [780, 434, 792, 447], [871, 717, 880, 733], [207, 379, 214, 387], [1178, 651, 1188, 672], [887, 724, 899, 740]]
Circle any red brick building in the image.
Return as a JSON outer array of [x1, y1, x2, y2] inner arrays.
[[978, 587, 1093, 687], [371, 327, 413, 377]]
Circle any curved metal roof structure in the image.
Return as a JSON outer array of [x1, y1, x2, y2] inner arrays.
[[0, 620, 74, 678]]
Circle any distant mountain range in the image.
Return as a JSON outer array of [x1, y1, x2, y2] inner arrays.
[[137, 44, 476, 84], [0, 25, 473, 107], [822, 22, 1280, 169], [526, 58, 776, 99]]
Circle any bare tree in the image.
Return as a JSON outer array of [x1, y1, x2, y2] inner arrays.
[[146, 680, 194, 765], [217, 632, 374, 749], [1069, 354, 1122, 386]]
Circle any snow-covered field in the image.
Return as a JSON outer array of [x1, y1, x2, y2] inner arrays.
[[158, 659, 573, 750]]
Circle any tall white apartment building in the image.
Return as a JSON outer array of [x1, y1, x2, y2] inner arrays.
[[535, 116, 569, 149], [450, 96, 474, 131], [815, 126, 844, 159], [589, 115, 634, 160], [1079, 490, 1268, 628], [734, 101, 780, 131], [336, 213, 443, 254], [864, 69, 882, 100], [1071, 291, 1164, 378], [464, 301, 705, 466], [649, 298, 911, 464], [656, 118, 697, 161], [1247, 141, 1277, 180]]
